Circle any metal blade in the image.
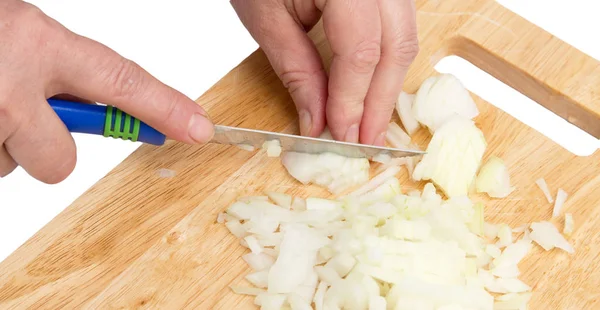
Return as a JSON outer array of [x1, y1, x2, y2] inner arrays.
[[210, 125, 425, 159]]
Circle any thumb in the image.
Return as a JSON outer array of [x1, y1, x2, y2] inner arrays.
[[51, 32, 214, 145], [231, 0, 328, 137]]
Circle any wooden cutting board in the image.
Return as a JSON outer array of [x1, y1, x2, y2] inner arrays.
[[2, 0, 600, 309]]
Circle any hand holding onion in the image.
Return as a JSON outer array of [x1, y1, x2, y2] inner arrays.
[[231, 0, 419, 146]]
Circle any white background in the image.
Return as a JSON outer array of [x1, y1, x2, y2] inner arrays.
[[0, 1, 599, 261]]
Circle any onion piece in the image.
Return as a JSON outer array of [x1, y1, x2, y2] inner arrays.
[[254, 293, 286, 309], [553, 188, 568, 217], [313, 282, 328, 310], [494, 292, 532, 310], [386, 122, 412, 149], [483, 223, 499, 240], [243, 253, 275, 271], [266, 191, 292, 210], [372, 153, 392, 165], [412, 73, 479, 132], [529, 221, 574, 253], [369, 295, 387, 310], [412, 116, 487, 198], [395, 91, 420, 136], [246, 270, 270, 288], [347, 165, 401, 197], [225, 220, 247, 238], [535, 178, 553, 203], [496, 224, 513, 248], [287, 293, 312, 310], [475, 156, 515, 198], [236, 144, 256, 152], [564, 213, 574, 236], [281, 151, 370, 194], [262, 140, 282, 157]]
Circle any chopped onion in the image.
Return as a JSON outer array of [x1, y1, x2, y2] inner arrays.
[[266, 191, 292, 209], [496, 224, 513, 248], [553, 188, 568, 217], [225, 220, 247, 238], [219, 73, 574, 310], [313, 282, 328, 310], [246, 270, 269, 288], [475, 156, 515, 198], [287, 293, 312, 310], [262, 140, 282, 157], [291, 197, 307, 211], [483, 223, 499, 240], [243, 253, 275, 271], [244, 235, 263, 254], [494, 292, 532, 310], [412, 117, 487, 198], [254, 293, 286, 309], [372, 153, 392, 165], [535, 178, 553, 203], [347, 165, 401, 197], [281, 151, 370, 194], [564, 213, 574, 236], [395, 91, 420, 136], [236, 144, 256, 152], [368, 295, 387, 310], [412, 73, 479, 132], [529, 221, 574, 253], [386, 122, 412, 148]]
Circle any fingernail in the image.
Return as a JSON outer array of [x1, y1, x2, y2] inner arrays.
[[299, 110, 312, 136], [188, 113, 214, 143], [344, 124, 359, 143], [374, 132, 386, 146]]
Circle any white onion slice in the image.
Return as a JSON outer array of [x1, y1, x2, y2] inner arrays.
[[529, 221, 574, 253], [412, 73, 479, 132], [262, 140, 282, 157], [246, 270, 270, 288], [281, 151, 370, 194], [553, 188, 568, 217], [386, 122, 412, 148], [475, 156, 515, 198], [266, 191, 292, 210], [535, 178, 553, 203], [412, 117, 487, 198], [395, 91, 420, 136], [347, 165, 401, 197], [564, 213, 574, 236], [236, 144, 256, 152], [254, 293, 286, 309]]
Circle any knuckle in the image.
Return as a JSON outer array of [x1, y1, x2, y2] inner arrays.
[[388, 32, 419, 67], [346, 40, 381, 73], [279, 69, 321, 96], [5, 2, 66, 54], [105, 58, 144, 100]]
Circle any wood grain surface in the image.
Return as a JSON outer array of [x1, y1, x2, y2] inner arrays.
[[1, 0, 600, 309]]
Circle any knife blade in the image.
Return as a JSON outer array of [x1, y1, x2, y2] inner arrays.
[[211, 125, 424, 159]]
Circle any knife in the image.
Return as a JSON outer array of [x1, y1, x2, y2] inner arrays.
[[48, 99, 424, 159]]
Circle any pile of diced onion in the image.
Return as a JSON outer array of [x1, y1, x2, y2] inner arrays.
[[218, 74, 575, 310]]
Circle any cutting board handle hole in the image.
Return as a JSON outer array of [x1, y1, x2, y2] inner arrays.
[[433, 55, 599, 156]]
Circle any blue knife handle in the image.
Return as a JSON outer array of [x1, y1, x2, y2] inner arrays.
[[48, 99, 166, 146]]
